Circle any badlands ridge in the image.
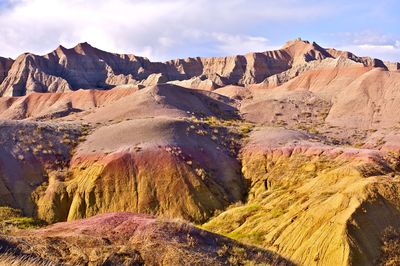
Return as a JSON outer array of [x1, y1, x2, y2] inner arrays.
[[0, 39, 399, 265]]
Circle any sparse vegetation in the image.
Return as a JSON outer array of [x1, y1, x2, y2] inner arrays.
[[378, 226, 400, 266], [0, 253, 55, 266], [0, 207, 46, 234]]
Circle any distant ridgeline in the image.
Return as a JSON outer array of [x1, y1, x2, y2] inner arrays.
[[0, 38, 398, 96]]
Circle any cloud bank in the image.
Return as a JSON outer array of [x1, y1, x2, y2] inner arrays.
[[0, 0, 398, 61], [328, 31, 400, 62], [0, 0, 333, 60]]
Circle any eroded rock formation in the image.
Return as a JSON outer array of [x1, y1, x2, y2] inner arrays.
[[4, 38, 397, 96], [0, 39, 399, 266]]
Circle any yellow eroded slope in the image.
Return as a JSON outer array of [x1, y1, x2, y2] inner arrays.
[[203, 150, 400, 266]]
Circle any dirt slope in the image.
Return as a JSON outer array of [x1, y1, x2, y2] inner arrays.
[[20, 84, 248, 224], [0, 212, 293, 265], [0, 88, 135, 120]]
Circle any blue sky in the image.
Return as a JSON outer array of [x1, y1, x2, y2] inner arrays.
[[0, 0, 399, 61]]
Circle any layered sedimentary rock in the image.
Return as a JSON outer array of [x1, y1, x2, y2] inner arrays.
[[0, 43, 146, 96], [0, 38, 368, 96], [0, 39, 399, 266], [36, 118, 245, 223], [25, 85, 247, 223], [326, 68, 400, 129], [242, 57, 400, 130], [258, 56, 367, 89], [326, 48, 398, 69], [203, 127, 400, 266], [0, 88, 135, 120]]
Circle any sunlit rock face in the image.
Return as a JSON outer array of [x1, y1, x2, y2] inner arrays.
[[0, 39, 399, 266]]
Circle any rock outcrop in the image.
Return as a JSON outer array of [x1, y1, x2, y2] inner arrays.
[[242, 58, 400, 130], [0, 43, 147, 96], [2, 38, 389, 96], [203, 127, 400, 266], [0, 57, 14, 84], [326, 48, 398, 70]]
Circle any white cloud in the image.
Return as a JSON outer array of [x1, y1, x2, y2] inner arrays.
[[328, 31, 400, 62], [329, 31, 395, 46], [0, 0, 334, 60], [335, 43, 400, 62], [211, 33, 277, 55]]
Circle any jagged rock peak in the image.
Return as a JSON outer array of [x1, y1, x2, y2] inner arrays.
[[52, 42, 98, 56], [55, 44, 66, 51], [282, 38, 329, 53], [54, 44, 69, 53], [282, 37, 311, 48], [50, 42, 99, 57], [280, 38, 332, 64], [1, 38, 398, 97], [73, 42, 96, 55]]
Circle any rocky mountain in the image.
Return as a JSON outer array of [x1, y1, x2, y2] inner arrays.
[[2, 38, 397, 96], [0, 39, 400, 266]]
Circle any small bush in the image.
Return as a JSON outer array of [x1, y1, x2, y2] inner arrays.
[[240, 125, 252, 135], [2, 217, 44, 230]]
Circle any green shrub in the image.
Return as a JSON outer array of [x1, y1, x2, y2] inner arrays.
[[0, 207, 46, 233]]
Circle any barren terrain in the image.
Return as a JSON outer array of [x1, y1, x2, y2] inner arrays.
[[0, 39, 399, 265]]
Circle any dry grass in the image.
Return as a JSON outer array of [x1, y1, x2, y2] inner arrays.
[[0, 207, 46, 234], [0, 253, 54, 266]]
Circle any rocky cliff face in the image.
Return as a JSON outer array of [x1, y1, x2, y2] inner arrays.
[[0, 57, 14, 84], [0, 39, 366, 96], [0, 43, 151, 96]]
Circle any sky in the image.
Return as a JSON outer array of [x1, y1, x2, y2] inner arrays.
[[0, 0, 399, 62]]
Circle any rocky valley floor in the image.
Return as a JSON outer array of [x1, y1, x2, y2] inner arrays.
[[0, 39, 399, 265]]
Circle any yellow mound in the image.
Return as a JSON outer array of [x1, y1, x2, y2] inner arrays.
[[203, 141, 400, 265]]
